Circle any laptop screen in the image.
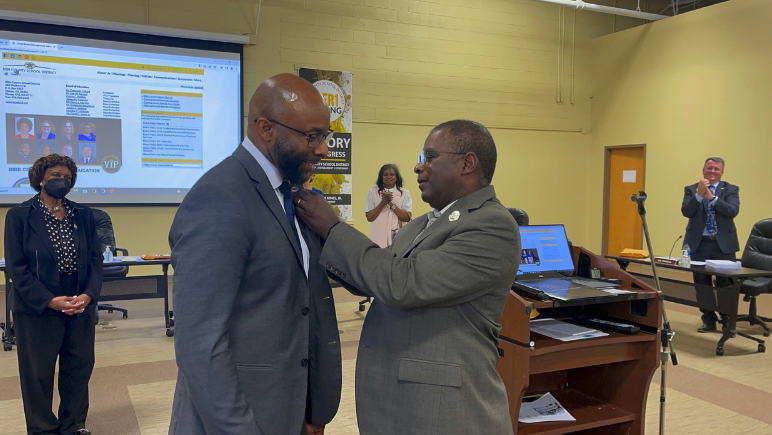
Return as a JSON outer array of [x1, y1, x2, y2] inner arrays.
[[517, 224, 575, 276]]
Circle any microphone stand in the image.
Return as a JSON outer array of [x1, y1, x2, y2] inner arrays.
[[631, 191, 677, 435]]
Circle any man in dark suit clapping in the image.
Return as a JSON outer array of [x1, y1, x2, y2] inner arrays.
[[681, 157, 740, 333]]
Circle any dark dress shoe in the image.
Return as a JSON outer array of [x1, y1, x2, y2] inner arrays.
[[74, 429, 92, 435], [698, 323, 717, 333]]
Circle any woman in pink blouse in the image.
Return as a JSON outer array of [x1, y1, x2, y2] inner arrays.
[[365, 164, 412, 247]]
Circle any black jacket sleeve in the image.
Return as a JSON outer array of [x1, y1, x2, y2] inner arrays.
[[4, 208, 55, 314]]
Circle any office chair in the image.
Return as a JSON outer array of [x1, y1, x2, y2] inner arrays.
[[738, 218, 772, 337], [508, 208, 529, 226], [92, 208, 130, 319]]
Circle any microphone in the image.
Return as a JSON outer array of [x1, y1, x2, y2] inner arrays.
[[668, 235, 683, 259]]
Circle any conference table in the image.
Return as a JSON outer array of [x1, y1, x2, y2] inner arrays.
[[2, 258, 172, 352], [607, 255, 770, 356]]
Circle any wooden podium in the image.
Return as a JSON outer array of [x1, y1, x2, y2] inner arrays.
[[497, 246, 662, 434]]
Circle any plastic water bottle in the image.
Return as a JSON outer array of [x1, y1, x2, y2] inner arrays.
[[680, 243, 691, 268], [104, 246, 113, 263]]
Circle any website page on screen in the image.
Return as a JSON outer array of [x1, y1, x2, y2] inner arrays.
[[517, 225, 574, 275], [0, 31, 241, 204]]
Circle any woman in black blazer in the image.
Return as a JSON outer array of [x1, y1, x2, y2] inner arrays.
[[4, 154, 102, 435]]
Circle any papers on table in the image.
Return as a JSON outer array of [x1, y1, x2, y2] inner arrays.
[[601, 288, 636, 295], [518, 392, 576, 423], [114, 256, 142, 262], [705, 260, 741, 270], [530, 318, 608, 341], [0, 257, 4, 267], [689, 261, 706, 266]]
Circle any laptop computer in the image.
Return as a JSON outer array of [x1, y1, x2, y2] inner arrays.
[[513, 225, 618, 301]]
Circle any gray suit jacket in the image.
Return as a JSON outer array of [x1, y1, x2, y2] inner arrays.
[[323, 186, 520, 435], [168, 145, 341, 435], [681, 181, 740, 254]]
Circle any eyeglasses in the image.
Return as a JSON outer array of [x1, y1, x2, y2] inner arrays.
[[266, 118, 334, 148], [417, 150, 467, 165]]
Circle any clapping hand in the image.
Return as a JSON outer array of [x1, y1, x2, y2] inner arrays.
[[380, 191, 393, 205], [697, 179, 711, 197]]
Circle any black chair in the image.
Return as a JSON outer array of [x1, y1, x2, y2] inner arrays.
[[92, 208, 130, 319], [508, 208, 530, 226], [738, 218, 772, 337]]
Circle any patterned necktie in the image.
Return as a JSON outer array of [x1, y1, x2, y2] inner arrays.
[[425, 209, 442, 229], [277, 182, 301, 247], [706, 185, 718, 237], [413, 209, 442, 242]]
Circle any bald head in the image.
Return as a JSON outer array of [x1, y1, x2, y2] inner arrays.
[[248, 73, 327, 125], [246, 73, 332, 184]]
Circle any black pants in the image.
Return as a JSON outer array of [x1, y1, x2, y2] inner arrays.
[[14, 274, 96, 435], [691, 238, 736, 325]]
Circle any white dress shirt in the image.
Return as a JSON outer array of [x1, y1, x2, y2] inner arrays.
[[241, 137, 310, 277]]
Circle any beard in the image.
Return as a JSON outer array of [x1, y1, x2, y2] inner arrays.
[[273, 136, 312, 185]]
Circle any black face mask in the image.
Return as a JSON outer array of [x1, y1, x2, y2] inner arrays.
[[43, 178, 71, 199]]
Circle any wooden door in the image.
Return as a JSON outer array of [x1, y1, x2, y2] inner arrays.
[[604, 146, 645, 256]]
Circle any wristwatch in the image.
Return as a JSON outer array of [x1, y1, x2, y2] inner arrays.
[[389, 204, 397, 211]]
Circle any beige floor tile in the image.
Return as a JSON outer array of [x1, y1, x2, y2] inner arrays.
[[0, 399, 26, 435], [127, 380, 176, 435]]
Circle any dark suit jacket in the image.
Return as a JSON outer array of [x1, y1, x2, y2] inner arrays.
[[17, 152, 31, 163], [4, 196, 103, 315], [681, 180, 740, 254], [167, 145, 341, 435], [323, 186, 519, 434]]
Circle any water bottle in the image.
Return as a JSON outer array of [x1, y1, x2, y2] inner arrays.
[[104, 245, 113, 263], [680, 243, 691, 268]]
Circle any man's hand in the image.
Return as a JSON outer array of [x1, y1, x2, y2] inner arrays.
[[697, 179, 710, 197], [47, 296, 75, 311], [294, 188, 341, 239], [63, 294, 92, 315], [305, 423, 325, 435]]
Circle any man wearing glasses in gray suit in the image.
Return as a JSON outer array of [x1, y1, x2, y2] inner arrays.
[[295, 120, 521, 434]]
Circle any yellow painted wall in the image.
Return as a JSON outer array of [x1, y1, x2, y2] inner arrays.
[[0, 0, 655, 268], [590, 0, 772, 255]]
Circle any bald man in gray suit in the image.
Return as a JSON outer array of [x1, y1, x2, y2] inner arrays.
[[295, 120, 520, 434], [168, 74, 341, 435]]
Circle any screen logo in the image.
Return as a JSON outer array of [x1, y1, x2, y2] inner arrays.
[[102, 155, 122, 174]]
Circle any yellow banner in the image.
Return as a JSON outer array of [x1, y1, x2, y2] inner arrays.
[[141, 90, 203, 97], [2, 53, 203, 75], [141, 158, 204, 164], [141, 111, 203, 118]]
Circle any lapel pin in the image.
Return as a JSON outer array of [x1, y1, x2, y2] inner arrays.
[[449, 211, 460, 222], [73, 223, 78, 230]]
